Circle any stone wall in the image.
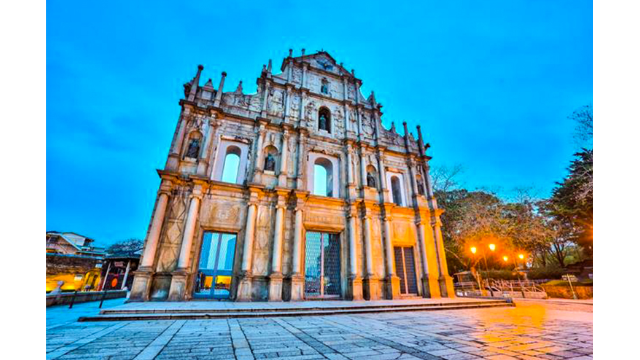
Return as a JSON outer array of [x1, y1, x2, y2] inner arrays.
[[130, 50, 454, 302]]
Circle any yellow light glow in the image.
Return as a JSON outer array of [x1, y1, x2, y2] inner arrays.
[[489, 244, 496, 251], [470, 246, 477, 254], [518, 254, 525, 260], [503, 255, 509, 262]]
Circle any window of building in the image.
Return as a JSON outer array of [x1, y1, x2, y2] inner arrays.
[[313, 157, 334, 197], [318, 107, 331, 133], [221, 146, 241, 183], [391, 176, 403, 206]]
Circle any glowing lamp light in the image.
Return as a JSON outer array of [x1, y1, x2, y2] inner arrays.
[[503, 255, 509, 262], [489, 244, 496, 251], [470, 246, 477, 254], [518, 254, 525, 260]]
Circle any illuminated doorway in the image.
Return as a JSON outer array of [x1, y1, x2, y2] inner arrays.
[[304, 232, 341, 299], [194, 232, 236, 299], [394, 246, 418, 295]]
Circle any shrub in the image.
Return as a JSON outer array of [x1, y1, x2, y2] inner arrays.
[[479, 270, 523, 280], [526, 267, 565, 280]]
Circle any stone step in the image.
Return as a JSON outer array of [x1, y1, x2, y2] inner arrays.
[[81, 301, 513, 322], [100, 299, 510, 315]]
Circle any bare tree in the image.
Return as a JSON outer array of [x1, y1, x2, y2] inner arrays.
[[571, 105, 593, 145], [430, 164, 465, 193]]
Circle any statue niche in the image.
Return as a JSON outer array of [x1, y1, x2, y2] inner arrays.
[[185, 136, 201, 159]]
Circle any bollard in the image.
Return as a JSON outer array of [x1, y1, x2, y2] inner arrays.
[[69, 290, 78, 309], [99, 290, 108, 308]]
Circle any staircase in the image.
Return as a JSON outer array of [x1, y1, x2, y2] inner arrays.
[[79, 298, 513, 322]]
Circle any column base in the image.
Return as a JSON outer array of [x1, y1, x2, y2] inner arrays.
[[422, 275, 441, 299], [167, 270, 188, 301], [290, 274, 304, 301], [384, 275, 401, 300], [128, 270, 153, 302], [439, 275, 455, 298], [236, 275, 253, 301], [363, 277, 382, 300], [268, 273, 284, 302], [347, 275, 363, 301]]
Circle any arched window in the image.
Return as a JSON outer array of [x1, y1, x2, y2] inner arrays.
[[263, 146, 278, 172], [318, 107, 331, 133], [221, 146, 242, 183], [366, 165, 378, 189], [391, 176, 403, 206], [320, 79, 329, 94], [313, 158, 333, 197], [184, 132, 202, 159]]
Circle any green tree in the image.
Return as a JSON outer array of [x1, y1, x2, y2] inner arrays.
[[549, 149, 593, 255], [106, 238, 144, 256]]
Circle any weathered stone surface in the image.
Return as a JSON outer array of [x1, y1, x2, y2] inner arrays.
[[132, 50, 453, 302]]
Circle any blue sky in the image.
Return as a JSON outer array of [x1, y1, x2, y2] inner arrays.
[[47, 1, 592, 246]]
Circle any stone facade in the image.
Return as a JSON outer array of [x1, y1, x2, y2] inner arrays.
[[129, 50, 454, 302]]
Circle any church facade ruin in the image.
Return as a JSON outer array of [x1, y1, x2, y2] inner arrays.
[[129, 50, 455, 302]]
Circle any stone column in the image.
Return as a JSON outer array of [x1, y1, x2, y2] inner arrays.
[[360, 148, 367, 189], [347, 210, 363, 300], [278, 130, 289, 187], [290, 200, 305, 300], [295, 131, 307, 190], [418, 220, 441, 298], [362, 212, 381, 300], [377, 150, 390, 203], [168, 186, 202, 301], [130, 181, 171, 301], [382, 212, 400, 299], [165, 112, 188, 171], [237, 195, 259, 301], [252, 127, 266, 183], [268, 195, 286, 301]]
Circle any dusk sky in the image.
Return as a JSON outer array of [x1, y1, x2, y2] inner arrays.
[[47, 1, 593, 246]]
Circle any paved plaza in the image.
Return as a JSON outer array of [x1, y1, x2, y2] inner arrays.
[[46, 299, 592, 360]]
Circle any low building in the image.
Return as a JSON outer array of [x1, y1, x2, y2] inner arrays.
[[46, 231, 106, 293], [100, 252, 141, 291]]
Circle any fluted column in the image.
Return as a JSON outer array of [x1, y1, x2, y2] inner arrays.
[[382, 212, 400, 299], [291, 207, 304, 275], [295, 131, 307, 190], [363, 216, 374, 277], [237, 196, 259, 301], [383, 216, 395, 277], [176, 195, 201, 270], [433, 218, 455, 297], [347, 210, 363, 300], [290, 202, 305, 300], [278, 130, 289, 187], [271, 202, 286, 273], [241, 202, 258, 273], [140, 187, 171, 269], [268, 196, 286, 301], [167, 184, 203, 301], [252, 127, 266, 183], [130, 181, 172, 301]]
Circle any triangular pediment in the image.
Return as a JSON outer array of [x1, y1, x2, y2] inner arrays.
[[303, 51, 352, 77]]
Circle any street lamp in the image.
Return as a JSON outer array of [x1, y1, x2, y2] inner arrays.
[[489, 243, 496, 251], [518, 253, 525, 260], [502, 255, 509, 262], [470, 246, 477, 254]]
